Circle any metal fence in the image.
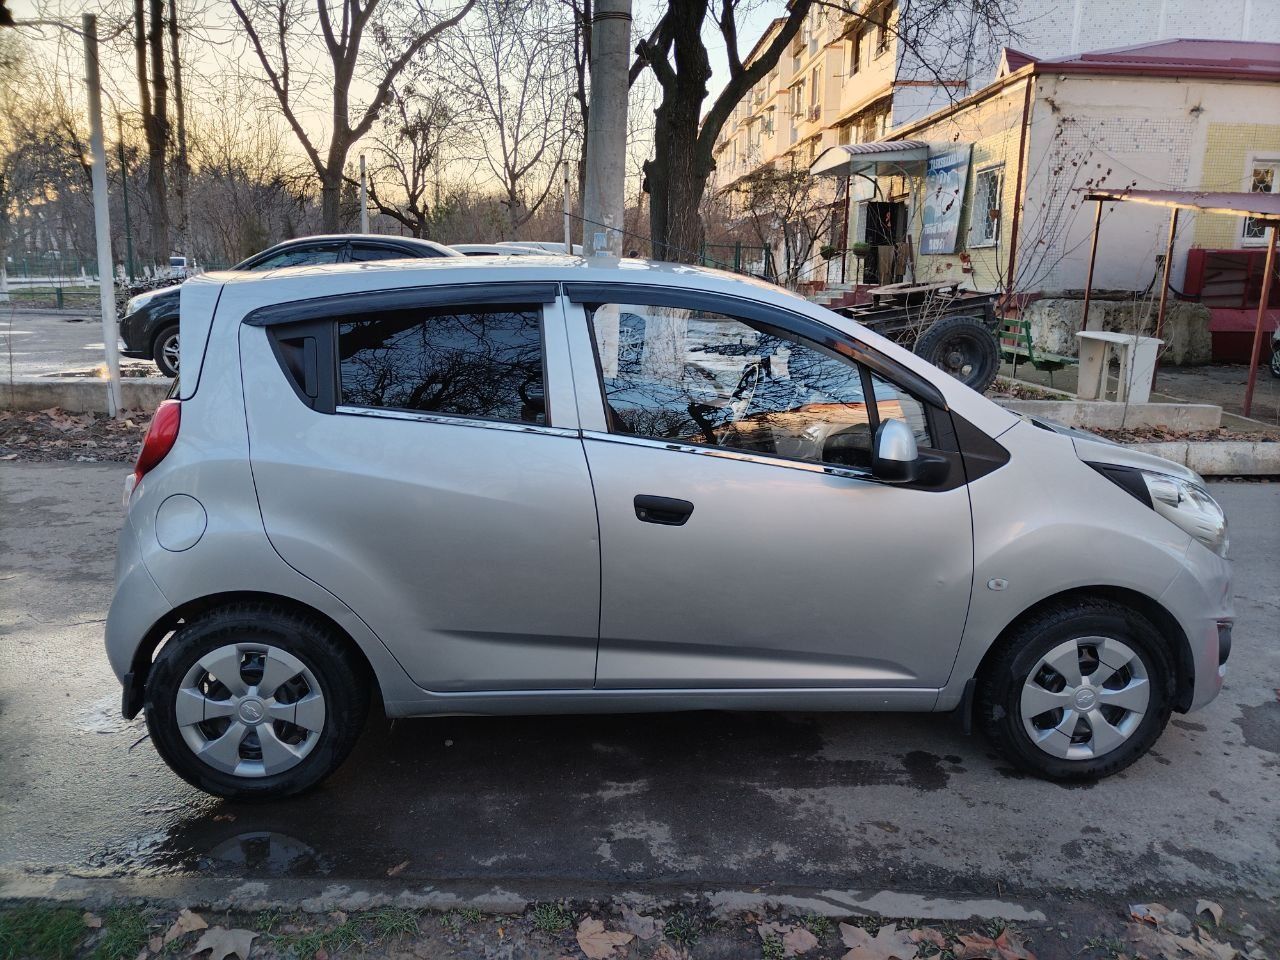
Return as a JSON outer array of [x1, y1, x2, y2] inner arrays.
[[0, 257, 229, 309], [698, 242, 773, 280]]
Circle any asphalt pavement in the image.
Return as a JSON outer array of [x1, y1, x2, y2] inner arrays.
[[1, 463, 1277, 909]]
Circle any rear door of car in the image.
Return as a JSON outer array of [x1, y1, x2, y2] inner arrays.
[[239, 281, 601, 692]]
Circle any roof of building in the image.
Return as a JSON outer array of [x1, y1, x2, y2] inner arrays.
[[743, 17, 789, 67], [998, 47, 1038, 75], [1036, 39, 1280, 82]]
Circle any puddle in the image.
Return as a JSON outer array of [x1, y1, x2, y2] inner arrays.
[[75, 695, 144, 735]]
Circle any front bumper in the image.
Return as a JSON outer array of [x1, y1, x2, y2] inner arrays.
[[1159, 542, 1234, 712]]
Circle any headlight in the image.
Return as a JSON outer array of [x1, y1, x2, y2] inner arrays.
[[1141, 471, 1229, 557], [125, 288, 166, 314]]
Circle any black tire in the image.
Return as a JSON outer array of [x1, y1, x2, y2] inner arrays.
[[152, 324, 180, 378], [913, 315, 1000, 392], [976, 598, 1174, 781], [1269, 346, 1280, 379], [144, 603, 371, 800]]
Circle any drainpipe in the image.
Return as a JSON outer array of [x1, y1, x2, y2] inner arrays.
[[1003, 76, 1033, 304]]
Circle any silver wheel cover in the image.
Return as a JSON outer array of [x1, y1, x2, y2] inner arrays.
[[176, 643, 326, 778], [1020, 636, 1150, 761], [161, 332, 180, 372]]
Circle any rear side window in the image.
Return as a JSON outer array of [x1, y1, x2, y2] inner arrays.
[[338, 306, 546, 425], [349, 245, 411, 262], [252, 245, 344, 270]]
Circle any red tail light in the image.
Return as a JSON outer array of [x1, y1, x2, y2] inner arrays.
[[134, 399, 181, 482]]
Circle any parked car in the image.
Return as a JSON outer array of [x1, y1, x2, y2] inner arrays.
[[450, 243, 547, 257], [107, 258, 1232, 799], [1270, 326, 1280, 378], [119, 235, 460, 377]]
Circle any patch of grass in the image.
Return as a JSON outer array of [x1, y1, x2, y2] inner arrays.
[[801, 914, 833, 940], [0, 907, 86, 960], [663, 911, 701, 948], [529, 902, 574, 934], [761, 933, 785, 960], [1084, 935, 1128, 958], [92, 909, 150, 960], [368, 908, 419, 939], [273, 920, 363, 957], [254, 909, 285, 934]]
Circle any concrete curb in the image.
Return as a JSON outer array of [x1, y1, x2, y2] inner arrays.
[[1124, 441, 1280, 476], [0, 872, 1046, 922], [1, 377, 169, 413], [997, 399, 1222, 431]]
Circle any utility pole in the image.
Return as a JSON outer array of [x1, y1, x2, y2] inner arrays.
[[117, 115, 136, 282], [580, 0, 631, 258], [359, 155, 370, 233], [84, 14, 123, 416], [563, 161, 572, 252]]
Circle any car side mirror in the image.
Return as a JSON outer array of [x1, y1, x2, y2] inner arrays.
[[872, 418, 919, 483]]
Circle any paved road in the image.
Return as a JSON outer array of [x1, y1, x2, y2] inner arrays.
[[1, 463, 1277, 903]]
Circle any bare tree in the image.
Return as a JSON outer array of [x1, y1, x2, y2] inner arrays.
[[441, 0, 578, 235], [728, 155, 836, 288], [638, 0, 813, 263], [362, 86, 456, 238], [228, 0, 476, 232]]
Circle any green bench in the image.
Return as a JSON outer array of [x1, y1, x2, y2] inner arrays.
[[998, 317, 1076, 387]]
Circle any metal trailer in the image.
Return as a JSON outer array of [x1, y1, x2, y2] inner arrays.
[[832, 280, 1002, 392]]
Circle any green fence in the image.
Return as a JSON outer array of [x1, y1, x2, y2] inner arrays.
[[698, 242, 773, 279]]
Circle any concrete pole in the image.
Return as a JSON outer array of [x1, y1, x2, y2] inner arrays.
[[581, 0, 632, 258], [359, 155, 370, 233], [84, 14, 122, 416]]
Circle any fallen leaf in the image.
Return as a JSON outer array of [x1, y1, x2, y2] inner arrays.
[[783, 926, 820, 956], [387, 860, 410, 877], [83, 912, 103, 929], [1195, 901, 1224, 926], [619, 905, 660, 940], [188, 927, 256, 960], [150, 936, 163, 952], [134, 950, 148, 960], [1163, 912, 1194, 936], [840, 922, 917, 960], [575, 917, 634, 959], [165, 908, 209, 945], [994, 929, 1037, 960], [955, 933, 999, 959], [1132, 904, 1173, 927], [908, 929, 947, 948], [650, 945, 688, 960]]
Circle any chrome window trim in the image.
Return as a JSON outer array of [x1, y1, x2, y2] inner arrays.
[[581, 429, 876, 482], [336, 404, 579, 438]]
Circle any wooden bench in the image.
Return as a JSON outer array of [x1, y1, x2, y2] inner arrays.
[[998, 317, 1076, 387]]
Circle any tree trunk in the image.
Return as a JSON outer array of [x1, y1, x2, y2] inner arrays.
[[168, 0, 189, 251], [143, 0, 170, 263]]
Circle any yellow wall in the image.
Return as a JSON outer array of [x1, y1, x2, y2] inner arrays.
[[1194, 122, 1280, 249]]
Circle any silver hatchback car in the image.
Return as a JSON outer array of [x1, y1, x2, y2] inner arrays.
[[107, 257, 1233, 798]]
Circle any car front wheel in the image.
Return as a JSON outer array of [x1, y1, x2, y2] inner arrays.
[[152, 324, 180, 378], [977, 599, 1174, 781], [144, 603, 370, 799]]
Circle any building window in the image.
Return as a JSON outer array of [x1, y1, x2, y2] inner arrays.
[[874, 1, 894, 57], [809, 66, 821, 120], [969, 167, 1004, 247], [848, 30, 861, 76], [1243, 159, 1278, 243]]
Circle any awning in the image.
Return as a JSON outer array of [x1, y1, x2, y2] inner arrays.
[[1084, 188, 1280, 221], [810, 140, 930, 177]]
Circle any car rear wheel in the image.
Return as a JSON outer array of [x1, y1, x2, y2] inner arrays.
[[144, 603, 370, 799], [1269, 346, 1280, 379], [976, 599, 1174, 781]]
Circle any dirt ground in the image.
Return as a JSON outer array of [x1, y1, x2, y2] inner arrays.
[[1, 894, 1274, 960]]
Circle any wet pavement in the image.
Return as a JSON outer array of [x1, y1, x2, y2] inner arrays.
[[1, 463, 1278, 902]]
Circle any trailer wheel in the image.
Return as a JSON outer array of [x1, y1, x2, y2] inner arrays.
[[914, 315, 1000, 392]]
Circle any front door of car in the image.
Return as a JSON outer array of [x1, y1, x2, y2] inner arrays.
[[240, 283, 601, 692], [565, 287, 974, 691]]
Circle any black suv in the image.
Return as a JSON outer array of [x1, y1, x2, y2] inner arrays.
[[120, 235, 460, 376]]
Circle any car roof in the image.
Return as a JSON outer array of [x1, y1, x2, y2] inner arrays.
[[451, 243, 542, 255]]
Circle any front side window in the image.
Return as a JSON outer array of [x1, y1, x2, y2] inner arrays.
[[349, 245, 411, 262], [587, 303, 929, 471], [339, 305, 545, 424]]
